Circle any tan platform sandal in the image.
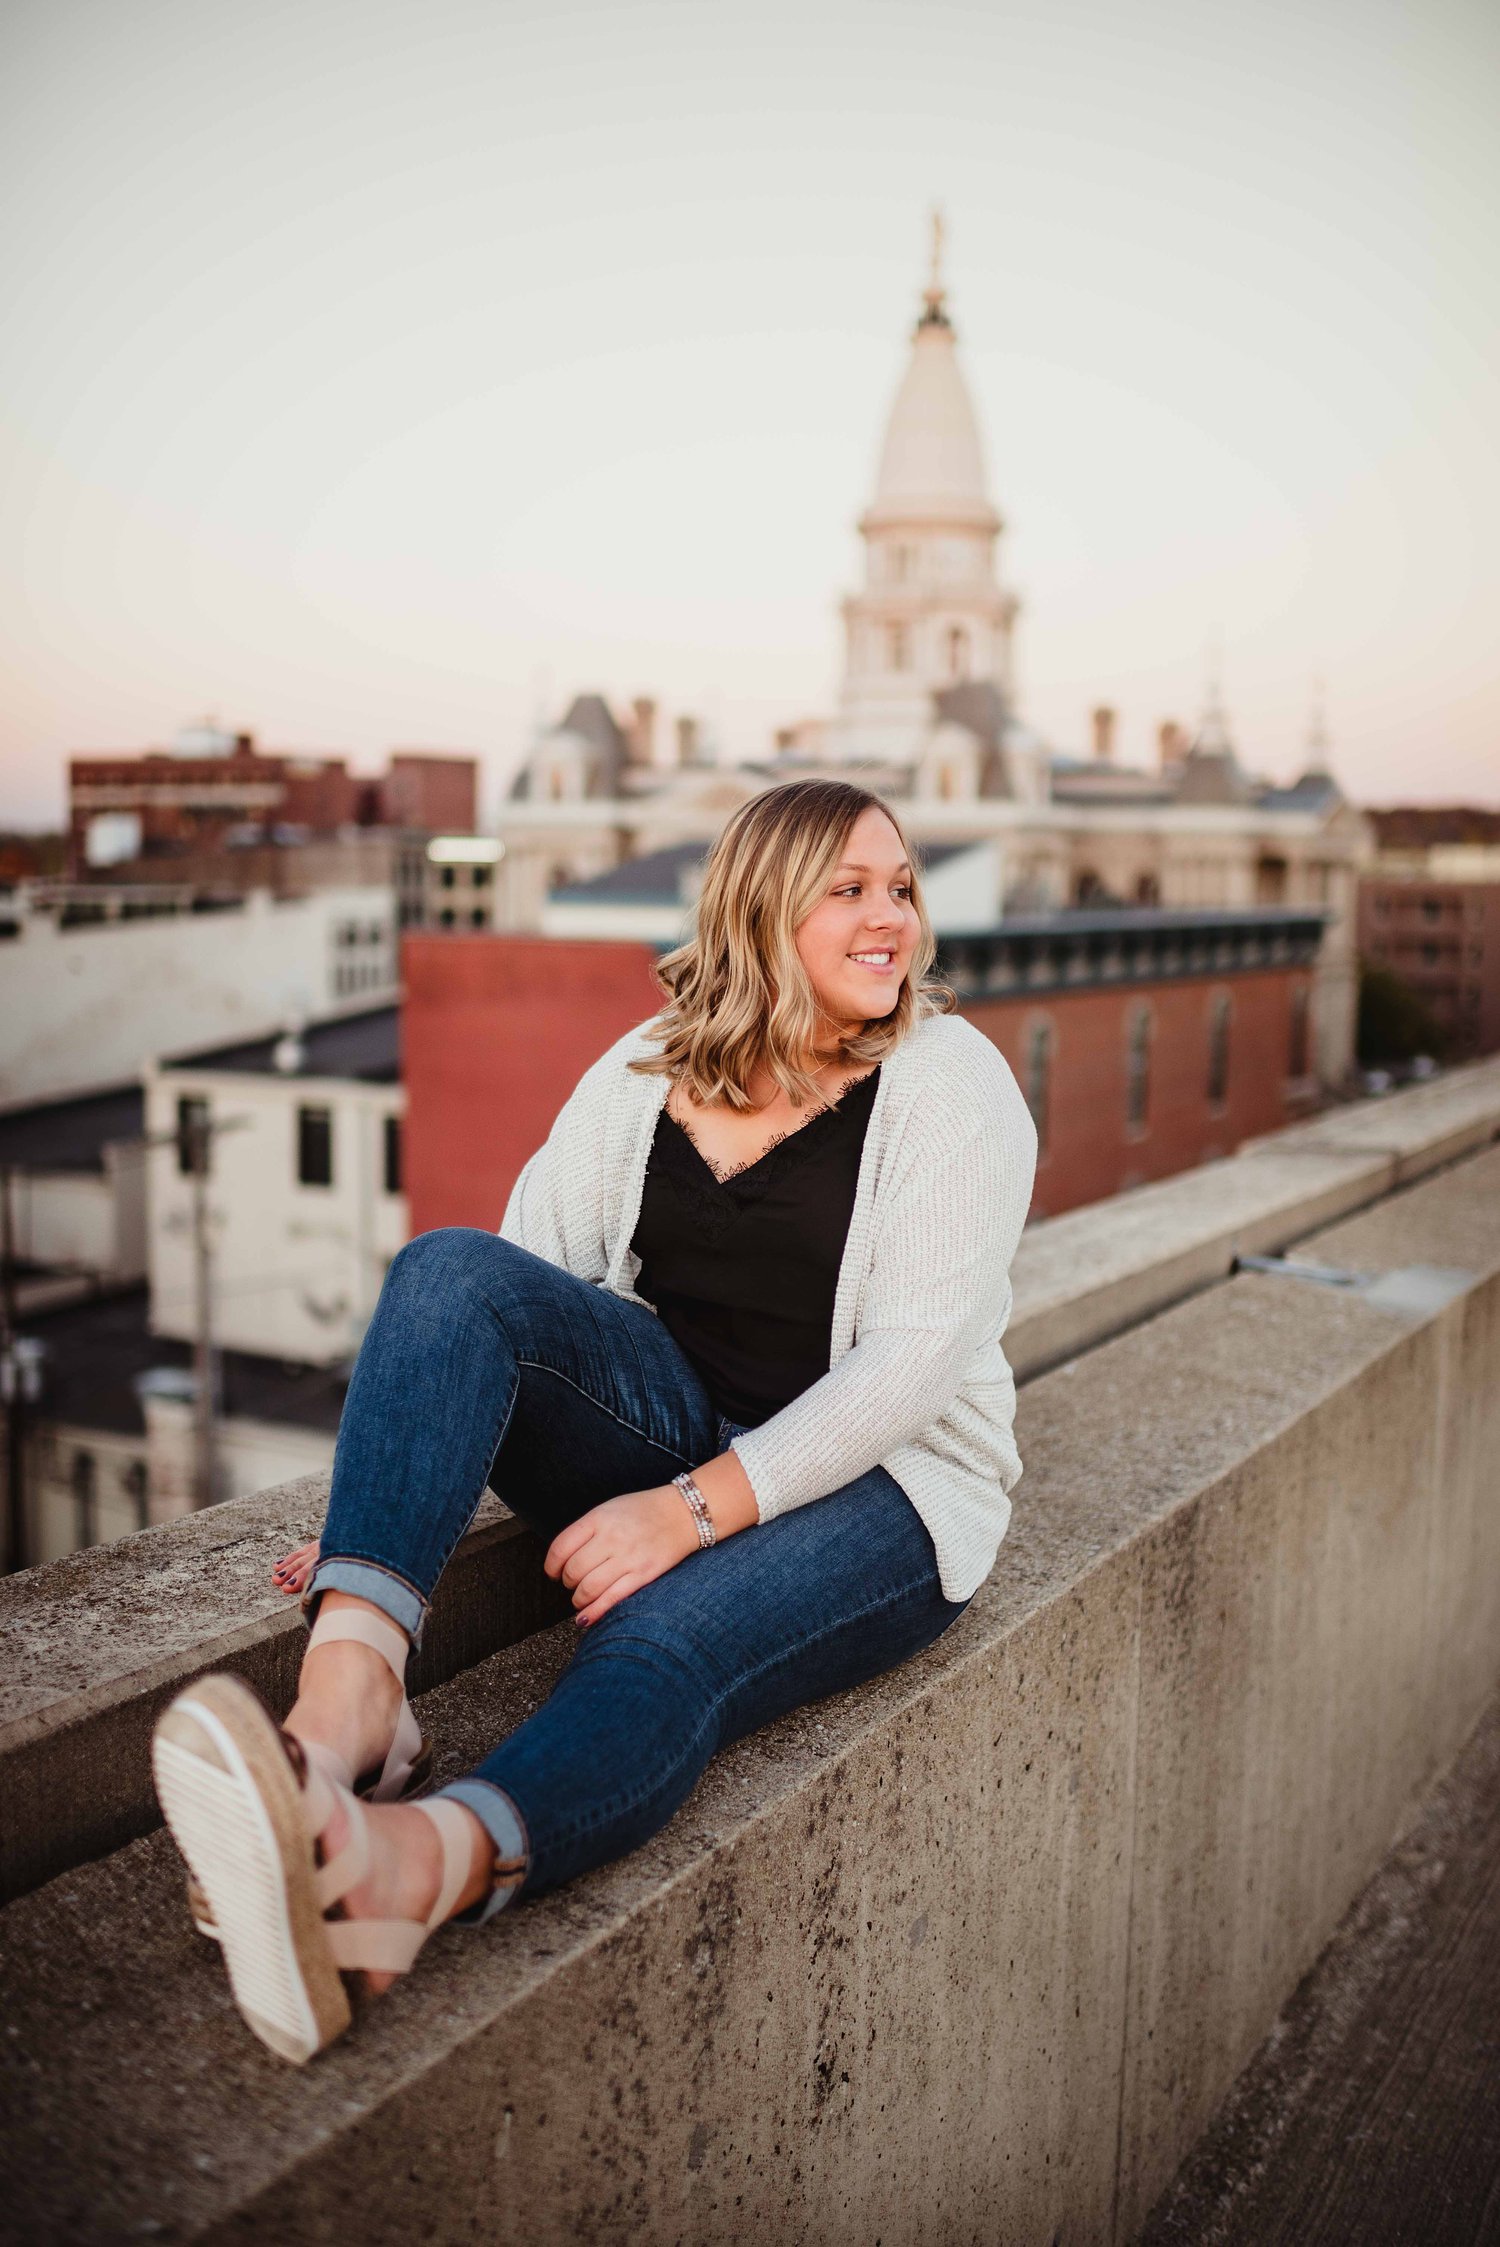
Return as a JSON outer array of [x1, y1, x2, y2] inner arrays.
[[185, 1606, 430, 1941], [152, 1671, 475, 2066]]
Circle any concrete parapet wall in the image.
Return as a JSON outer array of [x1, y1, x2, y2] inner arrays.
[[0, 1482, 568, 1904], [1008, 1051, 1500, 1375], [3, 1134, 1499, 2241]]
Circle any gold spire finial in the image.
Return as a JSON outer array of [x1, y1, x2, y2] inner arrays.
[[919, 206, 951, 328]]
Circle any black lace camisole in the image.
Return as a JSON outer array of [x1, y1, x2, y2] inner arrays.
[[628, 1066, 882, 1430]]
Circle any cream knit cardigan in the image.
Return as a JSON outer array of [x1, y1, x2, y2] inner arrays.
[[498, 1008, 1038, 1601]]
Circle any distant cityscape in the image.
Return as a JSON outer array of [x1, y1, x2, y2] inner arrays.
[[3, 247, 1497, 1577]]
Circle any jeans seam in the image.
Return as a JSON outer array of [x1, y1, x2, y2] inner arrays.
[[537, 1573, 945, 1848], [512, 1356, 703, 1467], [433, 1359, 521, 1584]]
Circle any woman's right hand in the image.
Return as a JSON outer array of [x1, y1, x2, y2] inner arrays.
[[272, 1539, 320, 1595]]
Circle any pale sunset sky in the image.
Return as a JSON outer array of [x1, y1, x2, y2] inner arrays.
[[1, 0, 1495, 827]]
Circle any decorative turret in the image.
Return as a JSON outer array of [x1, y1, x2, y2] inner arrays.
[[835, 213, 1018, 763]]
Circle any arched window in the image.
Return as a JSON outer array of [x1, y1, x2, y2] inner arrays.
[[1135, 872, 1161, 906], [1025, 1017, 1054, 1158], [1288, 984, 1311, 1079], [1126, 1004, 1152, 1134], [947, 626, 969, 679], [1207, 990, 1231, 1106], [1074, 868, 1106, 906]]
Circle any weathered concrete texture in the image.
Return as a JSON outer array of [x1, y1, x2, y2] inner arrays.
[[1138, 1690, 1500, 2247], [1007, 1053, 1500, 1377], [0, 1480, 568, 1901], [11, 1061, 1500, 1910], [2, 1144, 1499, 2244]]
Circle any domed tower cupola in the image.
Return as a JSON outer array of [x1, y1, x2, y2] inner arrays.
[[836, 214, 1020, 763]]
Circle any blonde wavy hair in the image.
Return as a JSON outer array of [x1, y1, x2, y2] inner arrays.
[[627, 778, 955, 1111]]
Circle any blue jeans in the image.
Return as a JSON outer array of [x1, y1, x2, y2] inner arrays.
[[307, 1228, 971, 1916]]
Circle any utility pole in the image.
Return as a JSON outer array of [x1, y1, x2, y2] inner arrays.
[[179, 1105, 220, 1511], [1, 1165, 24, 1572]]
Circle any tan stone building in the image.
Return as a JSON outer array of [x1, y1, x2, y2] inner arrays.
[[493, 227, 1371, 1087]]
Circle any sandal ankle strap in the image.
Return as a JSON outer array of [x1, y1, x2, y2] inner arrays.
[[307, 1604, 411, 1689], [320, 1797, 477, 1979]]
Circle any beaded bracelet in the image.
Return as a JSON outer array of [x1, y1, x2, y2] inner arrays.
[[671, 1469, 717, 1550]]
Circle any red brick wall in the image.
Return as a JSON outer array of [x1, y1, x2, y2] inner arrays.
[[380, 756, 479, 833], [67, 745, 357, 868], [402, 934, 665, 1236], [403, 933, 1315, 1234], [961, 969, 1313, 1218]]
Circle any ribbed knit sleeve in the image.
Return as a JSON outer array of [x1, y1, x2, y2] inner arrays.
[[497, 1051, 616, 1284], [727, 1078, 1036, 1523]]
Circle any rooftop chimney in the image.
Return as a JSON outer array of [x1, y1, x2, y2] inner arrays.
[[676, 715, 700, 766], [1158, 720, 1188, 770], [627, 697, 657, 767], [1091, 705, 1117, 762]]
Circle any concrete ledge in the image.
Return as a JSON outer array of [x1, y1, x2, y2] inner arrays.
[[3, 1144, 1498, 2242], [0, 1482, 568, 1903], [1006, 1053, 1500, 1376], [7, 1059, 1500, 1908]]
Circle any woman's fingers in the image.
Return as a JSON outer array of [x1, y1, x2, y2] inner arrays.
[[569, 1555, 624, 1607], [575, 1570, 646, 1629], [544, 1513, 599, 1581]]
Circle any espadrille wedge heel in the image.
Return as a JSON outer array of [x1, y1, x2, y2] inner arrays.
[[185, 1604, 428, 1939], [152, 1672, 474, 2066]]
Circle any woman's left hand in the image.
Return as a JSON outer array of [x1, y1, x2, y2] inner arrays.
[[544, 1486, 700, 1628]]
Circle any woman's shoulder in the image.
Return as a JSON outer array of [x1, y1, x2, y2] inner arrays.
[[891, 1011, 1034, 1147]]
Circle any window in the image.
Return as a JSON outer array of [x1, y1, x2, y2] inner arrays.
[[471, 865, 490, 888], [1025, 1018, 1053, 1158], [440, 866, 456, 890], [1207, 991, 1231, 1107], [71, 1449, 97, 1550], [175, 1095, 210, 1177], [469, 907, 486, 928], [1288, 985, 1310, 1079], [1126, 1005, 1152, 1134], [383, 1114, 402, 1196], [947, 626, 969, 680], [121, 1456, 149, 1533], [886, 622, 910, 671], [297, 1105, 334, 1188]]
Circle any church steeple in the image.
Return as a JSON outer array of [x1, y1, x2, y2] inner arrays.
[[834, 216, 1018, 760]]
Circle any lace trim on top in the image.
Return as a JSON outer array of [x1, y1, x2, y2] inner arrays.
[[668, 1067, 880, 1184], [649, 1068, 880, 1249]]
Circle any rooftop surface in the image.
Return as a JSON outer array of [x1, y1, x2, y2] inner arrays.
[[28, 1285, 349, 1437], [0, 1083, 143, 1172], [160, 1003, 400, 1083], [552, 837, 978, 906]]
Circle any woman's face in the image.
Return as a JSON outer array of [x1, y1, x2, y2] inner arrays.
[[794, 806, 922, 1042]]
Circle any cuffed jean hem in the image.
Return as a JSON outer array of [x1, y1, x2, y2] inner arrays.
[[303, 1558, 427, 1646], [435, 1778, 531, 1924]]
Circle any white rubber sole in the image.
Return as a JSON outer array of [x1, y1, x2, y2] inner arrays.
[[152, 1674, 350, 2065]]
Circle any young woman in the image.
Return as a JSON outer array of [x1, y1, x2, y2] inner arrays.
[[152, 777, 1038, 2065]]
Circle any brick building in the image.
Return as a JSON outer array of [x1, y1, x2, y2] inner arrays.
[[401, 907, 1325, 1234], [1358, 806, 1500, 1063], [1358, 880, 1500, 1061], [67, 728, 477, 877]]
